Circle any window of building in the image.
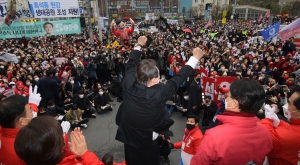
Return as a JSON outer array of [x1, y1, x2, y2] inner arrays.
[[201, 0, 204, 2], [195, 0, 198, 2]]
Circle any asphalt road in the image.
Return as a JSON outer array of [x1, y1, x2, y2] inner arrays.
[[81, 96, 188, 164]]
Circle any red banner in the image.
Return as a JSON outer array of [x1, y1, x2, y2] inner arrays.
[[214, 77, 238, 103], [202, 77, 215, 101], [279, 17, 300, 41]]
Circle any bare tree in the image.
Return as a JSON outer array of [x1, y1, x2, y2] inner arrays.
[[210, 4, 222, 20], [191, 4, 204, 18]]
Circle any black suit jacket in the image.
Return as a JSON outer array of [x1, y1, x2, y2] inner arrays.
[[188, 80, 202, 112], [115, 50, 194, 149]]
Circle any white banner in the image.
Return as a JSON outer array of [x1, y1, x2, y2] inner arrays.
[[28, 0, 80, 18], [5, 0, 33, 26], [3, 89, 15, 97], [167, 19, 178, 25], [0, 0, 7, 20]]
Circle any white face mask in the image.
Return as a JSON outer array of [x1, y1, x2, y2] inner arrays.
[[32, 111, 37, 118], [261, 69, 266, 72], [282, 103, 293, 120], [275, 59, 280, 62], [35, 78, 39, 82], [26, 82, 31, 85], [253, 60, 257, 64], [82, 85, 86, 88], [79, 95, 84, 98], [98, 85, 101, 88], [70, 81, 74, 84], [99, 92, 104, 95], [184, 96, 189, 100]]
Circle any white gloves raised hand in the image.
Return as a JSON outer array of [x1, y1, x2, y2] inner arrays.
[[61, 121, 71, 133], [264, 104, 280, 127], [28, 86, 42, 106]]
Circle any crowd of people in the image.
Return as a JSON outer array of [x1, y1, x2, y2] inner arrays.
[[0, 18, 299, 165]]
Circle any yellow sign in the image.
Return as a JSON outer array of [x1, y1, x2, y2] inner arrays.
[[223, 10, 227, 17], [222, 18, 226, 24]]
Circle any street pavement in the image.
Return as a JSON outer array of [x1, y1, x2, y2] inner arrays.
[[81, 96, 189, 164]]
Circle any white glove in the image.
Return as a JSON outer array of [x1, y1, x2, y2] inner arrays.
[[264, 104, 280, 127], [61, 121, 71, 133], [28, 86, 42, 106]]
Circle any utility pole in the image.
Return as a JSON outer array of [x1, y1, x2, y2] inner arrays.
[[86, 0, 94, 44], [95, 0, 102, 41], [232, 0, 236, 18], [105, 0, 109, 17]]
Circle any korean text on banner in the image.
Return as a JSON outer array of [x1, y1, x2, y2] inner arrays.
[[202, 77, 214, 100], [0, 0, 8, 19], [5, 0, 33, 26], [3, 89, 15, 97], [261, 20, 280, 42], [279, 17, 300, 41], [215, 76, 238, 104], [0, 18, 82, 38], [27, 0, 80, 18]]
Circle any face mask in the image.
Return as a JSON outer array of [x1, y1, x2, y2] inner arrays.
[[2, 79, 7, 83], [82, 85, 86, 88], [70, 81, 74, 84], [247, 71, 251, 75], [79, 95, 84, 98], [22, 65, 26, 68], [12, 85, 16, 88], [98, 85, 101, 88], [253, 60, 257, 64], [84, 56, 88, 58], [99, 92, 104, 95], [186, 124, 196, 131], [282, 104, 291, 120], [0, 66, 4, 68], [26, 82, 31, 85], [221, 67, 225, 70], [239, 58, 243, 61], [205, 100, 210, 103], [261, 69, 266, 72], [161, 78, 165, 81], [225, 99, 234, 109], [55, 73, 58, 76], [289, 60, 294, 64], [0, 87, 4, 93], [275, 59, 280, 62], [32, 111, 37, 118], [184, 96, 189, 100], [35, 78, 39, 82]]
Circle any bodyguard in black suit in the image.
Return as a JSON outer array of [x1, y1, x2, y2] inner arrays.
[[115, 36, 204, 165], [188, 72, 203, 115]]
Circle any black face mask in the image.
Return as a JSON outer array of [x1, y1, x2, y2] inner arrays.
[[205, 100, 210, 103], [186, 124, 196, 131]]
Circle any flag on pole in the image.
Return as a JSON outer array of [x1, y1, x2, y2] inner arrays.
[[5, 0, 33, 26], [279, 17, 300, 41], [261, 20, 280, 42], [265, 10, 270, 18], [204, 20, 212, 28], [258, 14, 263, 23]]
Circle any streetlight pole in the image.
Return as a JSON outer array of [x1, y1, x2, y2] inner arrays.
[[95, 0, 102, 41], [233, 0, 236, 14], [85, 0, 94, 44]]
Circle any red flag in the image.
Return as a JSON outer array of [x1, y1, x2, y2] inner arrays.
[[204, 20, 213, 28], [265, 10, 270, 18], [258, 14, 263, 23]]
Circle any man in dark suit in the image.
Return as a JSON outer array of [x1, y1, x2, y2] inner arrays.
[[188, 72, 203, 115], [115, 36, 203, 165]]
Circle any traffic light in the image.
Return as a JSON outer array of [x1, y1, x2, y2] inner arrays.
[[233, 13, 239, 19]]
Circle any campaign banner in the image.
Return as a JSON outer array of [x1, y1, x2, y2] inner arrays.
[[202, 76, 214, 101], [261, 20, 280, 42], [0, 0, 7, 19], [167, 19, 178, 25], [214, 76, 238, 103], [0, 18, 81, 38], [279, 17, 300, 41], [5, 0, 33, 26], [3, 89, 15, 97], [28, 0, 80, 18]]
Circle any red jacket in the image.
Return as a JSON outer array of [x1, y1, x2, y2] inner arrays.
[[0, 128, 26, 165], [174, 126, 203, 165], [261, 118, 300, 165], [191, 111, 272, 165], [59, 150, 105, 165], [14, 86, 29, 97]]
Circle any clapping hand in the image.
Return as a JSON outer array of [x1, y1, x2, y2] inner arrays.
[[69, 127, 88, 157], [264, 104, 280, 126]]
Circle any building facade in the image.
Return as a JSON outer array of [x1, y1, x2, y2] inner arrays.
[[234, 5, 269, 20]]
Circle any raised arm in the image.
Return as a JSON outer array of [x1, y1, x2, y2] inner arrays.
[[122, 36, 147, 89], [129, 18, 135, 33]]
